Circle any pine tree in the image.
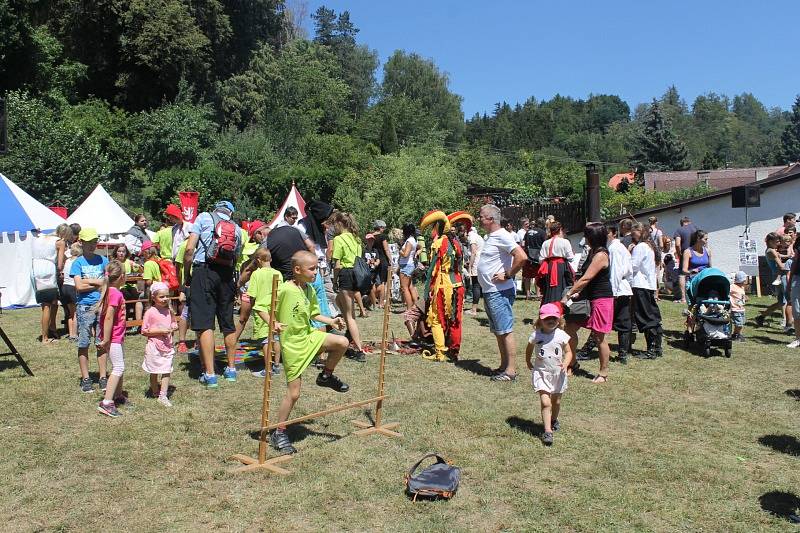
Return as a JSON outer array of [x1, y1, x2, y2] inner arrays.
[[781, 95, 800, 163], [631, 100, 689, 183], [379, 113, 398, 154]]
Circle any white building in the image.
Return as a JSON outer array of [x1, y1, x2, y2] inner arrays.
[[568, 163, 800, 280]]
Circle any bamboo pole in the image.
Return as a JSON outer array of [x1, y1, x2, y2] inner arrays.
[[263, 395, 386, 431], [257, 276, 280, 463], [374, 281, 391, 427]]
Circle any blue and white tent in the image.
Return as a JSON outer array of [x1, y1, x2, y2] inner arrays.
[[0, 173, 65, 233]]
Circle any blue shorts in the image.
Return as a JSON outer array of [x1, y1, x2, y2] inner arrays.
[[76, 304, 100, 349], [399, 262, 415, 277], [483, 288, 516, 335], [791, 279, 800, 319], [731, 311, 745, 327]]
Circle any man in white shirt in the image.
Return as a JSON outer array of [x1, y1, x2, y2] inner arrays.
[[607, 224, 634, 364], [515, 218, 529, 245], [476, 204, 527, 381]]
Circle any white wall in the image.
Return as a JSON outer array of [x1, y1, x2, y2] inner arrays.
[[568, 178, 800, 277]]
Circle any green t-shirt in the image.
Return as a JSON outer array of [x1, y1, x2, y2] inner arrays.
[[156, 227, 173, 259], [276, 282, 326, 382], [332, 232, 362, 268], [123, 258, 137, 290], [247, 267, 283, 339], [142, 259, 161, 282], [174, 240, 191, 284]]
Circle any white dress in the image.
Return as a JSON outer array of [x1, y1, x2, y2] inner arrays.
[[529, 328, 571, 394]]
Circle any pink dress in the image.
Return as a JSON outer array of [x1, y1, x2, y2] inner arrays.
[[141, 306, 176, 374]]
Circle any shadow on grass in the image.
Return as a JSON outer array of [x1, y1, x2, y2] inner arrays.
[[506, 416, 544, 437], [454, 358, 495, 377], [785, 389, 800, 400], [474, 318, 491, 328], [758, 434, 800, 457], [248, 421, 343, 444], [143, 385, 177, 399], [0, 359, 24, 373], [759, 490, 800, 523], [178, 357, 205, 380], [748, 334, 789, 346]]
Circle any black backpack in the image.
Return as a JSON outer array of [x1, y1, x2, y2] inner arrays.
[[405, 453, 461, 501], [524, 228, 544, 262]]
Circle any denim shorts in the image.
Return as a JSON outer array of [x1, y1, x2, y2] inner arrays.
[[483, 288, 516, 335], [76, 304, 100, 349], [791, 279, 800, 319], [731, 311, 746, 327], [399, 262, 416, 277]]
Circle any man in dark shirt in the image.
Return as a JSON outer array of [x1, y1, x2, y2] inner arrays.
[[672, 216, 697, 303], [522, 218, 546, 299], [266, 225, 309, 281], [619, 218, 634, 249], [371, 220, 391, 307]]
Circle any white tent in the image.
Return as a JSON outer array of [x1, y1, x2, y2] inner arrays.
[[0, 173, 65, 233], [0, 231, 36, 308], [67, 184, 135, 238], [268, 183, 307, 229]]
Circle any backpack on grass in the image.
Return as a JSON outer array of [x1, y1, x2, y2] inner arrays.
[[405, 453, 461, 501]]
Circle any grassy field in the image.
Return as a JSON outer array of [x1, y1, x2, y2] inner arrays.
[[1, 295, 799, 532]]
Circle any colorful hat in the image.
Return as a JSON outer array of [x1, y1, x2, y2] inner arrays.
[[141, 241, 158, 253], [78, 228, 99, 241], [447, 211, 473, 232], [419, 210, 450, 234], [164, 204, 182, 220], [248, 219, 266, 239], [539, 302, 563, 319]]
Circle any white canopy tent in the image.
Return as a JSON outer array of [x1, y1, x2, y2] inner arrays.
[[268, 183, 307, 229], [67, 184, 136, 238]]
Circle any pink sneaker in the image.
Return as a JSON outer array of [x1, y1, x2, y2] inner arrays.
[[177, 342, 188, 354]]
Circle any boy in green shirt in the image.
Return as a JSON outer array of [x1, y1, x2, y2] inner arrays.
[[270, 251, 350, 455], [246, 248, 284, 376]]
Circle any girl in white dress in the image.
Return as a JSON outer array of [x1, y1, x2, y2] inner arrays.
[[525, 302, 573, 446]]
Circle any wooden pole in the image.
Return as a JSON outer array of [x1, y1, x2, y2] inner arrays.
[[352, 281, 402, 438], [264, 395, 386, 430]]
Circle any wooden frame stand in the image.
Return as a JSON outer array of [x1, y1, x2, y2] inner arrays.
[[230, 280, 401, 475], [0, 325, 33, 376]]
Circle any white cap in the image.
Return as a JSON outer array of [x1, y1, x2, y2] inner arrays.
[[734, 271, 747, 283]]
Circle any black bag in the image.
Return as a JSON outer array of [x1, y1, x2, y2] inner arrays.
[[563, 287, 591, 322], [405, 453, 461, 501], [352, 256, 373, 294]]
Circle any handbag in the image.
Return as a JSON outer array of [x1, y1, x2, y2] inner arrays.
[[562, 287, 591, 321], [341, 235, 373, 294], [405, 453, 461, 501]]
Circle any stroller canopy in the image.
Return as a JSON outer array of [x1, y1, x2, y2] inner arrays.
[[687, 267, 730, 305]]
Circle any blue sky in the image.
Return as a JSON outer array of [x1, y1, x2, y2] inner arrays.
[[303, 0, 799, 117]]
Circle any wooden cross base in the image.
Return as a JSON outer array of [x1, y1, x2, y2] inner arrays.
[[351, 420, 402, 438], [228, 453, 293, 475]]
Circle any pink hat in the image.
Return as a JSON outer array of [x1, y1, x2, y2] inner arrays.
[[141, 241, 158, 253], [539, 302, 562, 319], [150, 281, 169, 297]]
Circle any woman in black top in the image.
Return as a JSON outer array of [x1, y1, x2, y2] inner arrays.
[[562, 223, 614, 383]]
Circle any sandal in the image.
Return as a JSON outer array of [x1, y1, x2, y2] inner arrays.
[[490, 372, 517, 382], [591, 374, 609, 384]]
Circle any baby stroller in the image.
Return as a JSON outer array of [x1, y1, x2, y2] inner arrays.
[[683, 268, 733, 357]]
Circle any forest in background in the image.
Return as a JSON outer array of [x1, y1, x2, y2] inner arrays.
[[2, 1, 800, 228]]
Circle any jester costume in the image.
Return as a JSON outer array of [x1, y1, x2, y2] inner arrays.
[[419, 211, 471, 362]]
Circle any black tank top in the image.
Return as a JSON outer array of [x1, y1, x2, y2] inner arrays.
[[579, 249, 613, 300]]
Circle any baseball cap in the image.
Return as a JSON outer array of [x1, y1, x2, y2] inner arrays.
[[141, 241, 158, 253], [539, 302, 563, 319], [373, 220, 386, 229], [78, 228, 99, 241], [164, 204, 182, 219], [248, 220, 266, 239], [734, 271, 747, 283]]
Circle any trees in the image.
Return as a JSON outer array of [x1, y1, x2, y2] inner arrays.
[[781, 95, 800, 163], [630, 100, 689, 181]]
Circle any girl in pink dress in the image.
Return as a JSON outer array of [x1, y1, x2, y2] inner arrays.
[[98, 261, 127, 418], [142, 282, 178, 407]]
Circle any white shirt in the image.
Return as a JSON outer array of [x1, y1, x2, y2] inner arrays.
[[607, 238, 633, 296], [399, 236, 417, 266], [515, 228, 526, 244], [171, 222, 191, 261], [477, 228, 518, 293], [528, 328, 572, 373], [631, 242, 658, 290], [538, 237, 574, 261], [123, 233, 142, 255], [467, 228, 484, 277]]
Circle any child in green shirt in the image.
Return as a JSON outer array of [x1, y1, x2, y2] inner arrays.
[[270, 251, 350, 455], [246, 248, 284, 376]]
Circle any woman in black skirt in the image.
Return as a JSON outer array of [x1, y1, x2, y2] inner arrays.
[[630, 223, 663, 358], [536, 222, 575, 305]]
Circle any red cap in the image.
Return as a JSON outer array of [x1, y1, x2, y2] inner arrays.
[[248, 220, 266, 239], [164, 204, 182, 220]]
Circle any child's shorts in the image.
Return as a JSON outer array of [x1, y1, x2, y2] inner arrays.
[[76, 304, 100, 349], [731, 311, 746, 327]]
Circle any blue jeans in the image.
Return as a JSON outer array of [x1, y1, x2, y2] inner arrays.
[[484, 288, 516, 335], [76, 304, 100, 349]]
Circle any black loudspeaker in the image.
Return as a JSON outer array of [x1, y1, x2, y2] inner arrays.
[[731, 184, 760, 208], [0, 98, 6, 155]]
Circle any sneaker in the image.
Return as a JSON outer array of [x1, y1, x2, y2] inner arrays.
[[269, 430, 297, 455], [80, 377, 94, 393], [345, 348, 366, 362], [97, 401, 121, 418], [271, 362, 283, 376], [552, 420, 560, 432], [617, 354, 628, 365], [251, 369, 267, 378], [575, 351, 591, 361], [98, 377, 108, 392], [787, 339, 800, 349], [177, 342, 188, 354], [157, 395, 173, 407], [786, 327, 796, 336], [223, 367, 237, 382], [542, 432, 554, 446], [316, 371, 350, 392], [755, 315, 766, 327], [199, 373, 218, 388]]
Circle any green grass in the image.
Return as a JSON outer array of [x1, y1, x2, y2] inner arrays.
[[1, 297, 799, 532]]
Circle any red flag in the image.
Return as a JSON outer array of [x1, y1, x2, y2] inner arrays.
[[49, 206, 68, 219], [179, 192, 199, 223]]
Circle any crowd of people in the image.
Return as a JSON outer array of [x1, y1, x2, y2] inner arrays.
[[24, 198, 800, 448]]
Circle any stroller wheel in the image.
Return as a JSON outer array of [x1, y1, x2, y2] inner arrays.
[[724, 347, 731, 358], [703, 346, 711, 357]]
